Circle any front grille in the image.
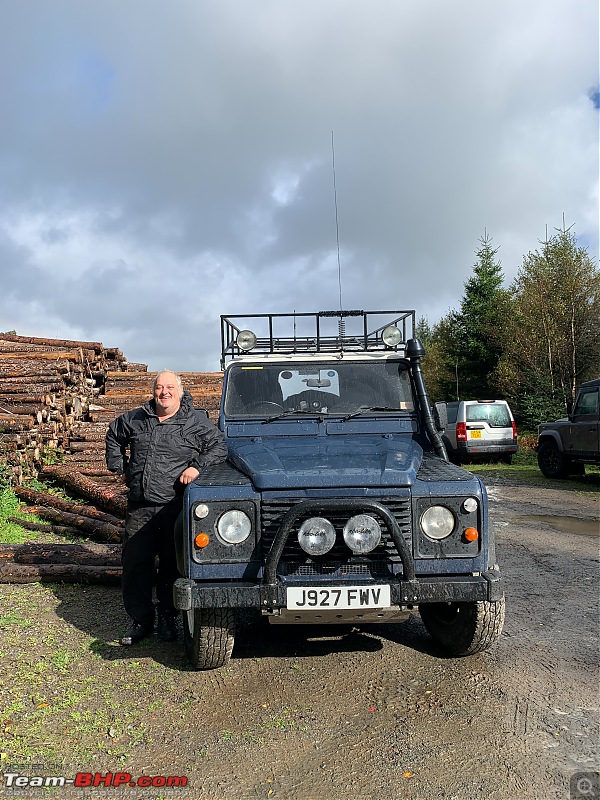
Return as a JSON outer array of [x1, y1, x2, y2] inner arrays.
[[260, 498, 411, 577]]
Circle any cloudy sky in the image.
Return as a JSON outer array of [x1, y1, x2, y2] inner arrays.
[[1, 0, 598, 372]]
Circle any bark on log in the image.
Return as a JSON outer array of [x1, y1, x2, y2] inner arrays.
[[38, 466, 128, 517], [14, 486, 125, 527], [0, 563, 121, 584], [20, 506, 122, 542], [0, 542, 121, 566], [0, 333, 104, 352], [7, 517, 85, 537], [0, 415, 34, 432]]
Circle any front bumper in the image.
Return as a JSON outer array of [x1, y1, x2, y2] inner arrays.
[[174, 570, 504, 611]]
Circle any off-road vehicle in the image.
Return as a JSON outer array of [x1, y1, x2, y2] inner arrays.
[[537, 379, 600, 478], [174, 310, 505, 669], [435, 399, 518, 465]]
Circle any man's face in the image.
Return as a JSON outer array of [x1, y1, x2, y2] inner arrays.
[[154, 372, 183, 415]]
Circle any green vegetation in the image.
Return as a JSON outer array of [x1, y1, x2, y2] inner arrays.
[[421, 222, 600, 430]]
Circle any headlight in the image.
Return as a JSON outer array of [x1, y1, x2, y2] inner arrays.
[[421, 505, 455, 540], [343, 514, 381, 554], [297, 517, 336, 556], [236, 329, 257, 351], [216, 510, 252, 544]]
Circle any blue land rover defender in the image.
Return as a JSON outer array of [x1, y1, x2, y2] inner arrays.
[[174, 311, 505, 669]]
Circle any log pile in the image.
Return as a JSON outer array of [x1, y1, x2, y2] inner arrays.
[[0, 330, 224, 583], [0, 332, 126, 482]]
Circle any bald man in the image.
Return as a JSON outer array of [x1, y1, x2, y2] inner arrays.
[[106, 371, 227, 645]]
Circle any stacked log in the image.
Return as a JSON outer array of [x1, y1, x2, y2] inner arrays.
[[0, 331, 225, 583], [0, 332, 127, 482]]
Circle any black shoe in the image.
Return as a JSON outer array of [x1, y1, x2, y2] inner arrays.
[[157, 612, 177, 642], [121, 620, 154, 646]]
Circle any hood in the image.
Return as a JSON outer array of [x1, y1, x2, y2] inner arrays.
[[227, 434, 422, 490]]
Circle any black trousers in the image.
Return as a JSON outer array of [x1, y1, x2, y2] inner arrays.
[[122, 499, 181, 625]]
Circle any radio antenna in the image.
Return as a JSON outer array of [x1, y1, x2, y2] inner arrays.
[[331, 131, 345, 338]]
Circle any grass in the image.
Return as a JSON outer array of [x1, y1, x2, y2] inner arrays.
[[464, 447, 600, 492]]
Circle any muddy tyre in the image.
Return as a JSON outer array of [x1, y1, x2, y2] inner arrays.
[[419, 598, 505, 655], [537, 440, 570, 478], [183, 608, 236, 670]]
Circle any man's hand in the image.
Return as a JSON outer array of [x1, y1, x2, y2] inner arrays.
[[179, 467, 200, 485]]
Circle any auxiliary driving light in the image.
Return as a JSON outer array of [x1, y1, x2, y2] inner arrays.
[[462, 497, 478, 513], [236, 329, 257, 351], [216, 510, 252, 544], [421, 505, 455, 540], [343, 514, 382, 554], [382, 324, 402, 347], [297, 517, 336, 556]]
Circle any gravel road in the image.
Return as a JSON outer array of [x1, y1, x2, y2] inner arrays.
[[2, 478, 598, 800]]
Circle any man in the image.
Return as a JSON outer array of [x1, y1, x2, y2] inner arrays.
[[105, 371, 227, 645]]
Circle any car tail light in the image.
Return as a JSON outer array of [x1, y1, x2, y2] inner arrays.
[[511, 421, 517, 440], [456, 422, 467, 442]]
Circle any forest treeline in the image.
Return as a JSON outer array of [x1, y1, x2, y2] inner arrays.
[[418, 223, 599, 431]]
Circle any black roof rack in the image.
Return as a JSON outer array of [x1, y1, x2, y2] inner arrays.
[[220, 310, 415, 368]]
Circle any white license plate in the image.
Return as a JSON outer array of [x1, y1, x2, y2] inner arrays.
[[286, 585, 391, 610]]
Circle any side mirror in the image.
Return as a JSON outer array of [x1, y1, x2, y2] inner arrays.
[[433, 402, 448, 431]]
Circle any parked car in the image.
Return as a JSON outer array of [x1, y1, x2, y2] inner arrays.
[[435, 399, 518, 465], [173, 311, 505, 669], [537, 379, 600, 478]]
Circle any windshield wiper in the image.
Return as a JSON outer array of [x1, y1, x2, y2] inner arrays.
[[262, 409, 327, 424], [340, 406, 401, 422]]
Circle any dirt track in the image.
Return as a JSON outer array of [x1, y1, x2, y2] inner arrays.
[[1, 478, 599, 800]]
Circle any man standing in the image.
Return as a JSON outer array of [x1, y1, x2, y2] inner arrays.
[[105, 371, 227, 645]]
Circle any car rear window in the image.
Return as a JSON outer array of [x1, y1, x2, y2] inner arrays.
[[466, 403, 511, 427]]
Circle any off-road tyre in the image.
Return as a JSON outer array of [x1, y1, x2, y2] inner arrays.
[[537, 440, 570, 478], [183, 607, 236, 670], [419, 597, 505, 655]]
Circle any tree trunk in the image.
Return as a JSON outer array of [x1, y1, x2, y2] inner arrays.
[[13, 486, 125, 527], [0, 563, 121, 584], [38, 465, 128, 517], [19, 506, 123, 542], [0, 542, 121, 565]]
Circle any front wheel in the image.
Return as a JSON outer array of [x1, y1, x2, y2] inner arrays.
[[419, 598, 505, 655], [183, 608, 236, 670], [537, 440, 570, 478]]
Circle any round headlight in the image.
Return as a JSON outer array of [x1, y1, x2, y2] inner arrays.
[[382, 325, 402, 347], [421, 506, 455, 540], [236, 330, 257, 351], [297, 517, 336, 556], [194, 503, 210, 519], [216, 510, 252, 544], [343, 514, 381, 554]]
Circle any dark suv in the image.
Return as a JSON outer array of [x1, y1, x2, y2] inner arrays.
[[537, 379, 600, 478], [174, 311, 505, 669]]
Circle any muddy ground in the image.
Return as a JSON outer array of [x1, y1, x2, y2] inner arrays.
[[1, 477, 598, 800]]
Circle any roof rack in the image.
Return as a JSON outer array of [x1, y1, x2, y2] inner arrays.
[[220, 310, 415, 367]]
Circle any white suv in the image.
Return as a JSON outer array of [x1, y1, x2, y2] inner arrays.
[[435, 399, 518, 465]]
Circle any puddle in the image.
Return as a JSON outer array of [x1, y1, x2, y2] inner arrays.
[[512, 514, 600, 537]]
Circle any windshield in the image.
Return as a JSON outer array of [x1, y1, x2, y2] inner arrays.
[[466, 403, 511, 427], [224, 360, 414, 417]]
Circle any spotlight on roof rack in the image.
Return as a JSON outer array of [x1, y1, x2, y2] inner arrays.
[[236, 330, 257, 352], [382, 324, 402, 347]]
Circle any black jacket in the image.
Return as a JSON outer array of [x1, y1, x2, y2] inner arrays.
[[105, 391, 227, 504]]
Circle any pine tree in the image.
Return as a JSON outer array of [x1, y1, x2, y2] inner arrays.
[[450, 231, 509, 399]]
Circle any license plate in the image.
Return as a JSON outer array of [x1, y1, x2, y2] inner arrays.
[[286, 585, 391, 610], [469, 429, 482, 438]]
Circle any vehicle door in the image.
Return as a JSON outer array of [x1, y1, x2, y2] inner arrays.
[[565, 387, 600, 456]]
